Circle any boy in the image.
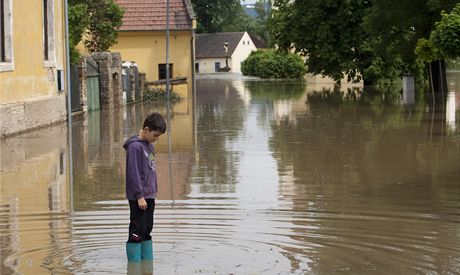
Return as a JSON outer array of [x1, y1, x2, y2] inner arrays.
[[123, 112, 166, 262]]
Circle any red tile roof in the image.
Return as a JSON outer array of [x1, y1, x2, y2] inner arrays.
[[115, 0, 195, 31]]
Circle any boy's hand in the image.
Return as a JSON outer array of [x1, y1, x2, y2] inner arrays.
[[137, 198, 147, 210]]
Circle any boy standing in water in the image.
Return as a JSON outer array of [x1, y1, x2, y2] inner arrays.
[[123, 113, 166, 262]]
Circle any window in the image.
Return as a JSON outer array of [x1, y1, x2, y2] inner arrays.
[[158, 63, 173, 80], [0, 0, 13, 72], [43, 0, 55, 66], [195, 62, 199, 73]]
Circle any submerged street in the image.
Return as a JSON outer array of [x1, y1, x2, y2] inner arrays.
[[1, 74, 460, 274]]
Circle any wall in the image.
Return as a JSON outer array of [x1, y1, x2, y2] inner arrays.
[[230, 32, 257, 73], [196, 57, 228, 74], [0, 0, 67, 137], [110, 31, 193, 98]]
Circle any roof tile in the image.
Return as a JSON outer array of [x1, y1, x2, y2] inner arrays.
[[114, 0, 194, 31]]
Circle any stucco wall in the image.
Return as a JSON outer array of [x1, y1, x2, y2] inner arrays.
[[0, 0, 66, 101], [0, 0, 67, 137]]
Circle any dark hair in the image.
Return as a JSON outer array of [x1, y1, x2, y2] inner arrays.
[[143, 112, 166, 133]]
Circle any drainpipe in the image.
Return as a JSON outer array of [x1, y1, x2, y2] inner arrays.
[[64, 0, 74, 211]]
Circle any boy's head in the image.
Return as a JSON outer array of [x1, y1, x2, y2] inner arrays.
[[141, 113, 166, 143]]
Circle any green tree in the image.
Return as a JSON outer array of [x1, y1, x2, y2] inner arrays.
[[430, 3, 460, 59], [68, 3, 90, 64], [365, 0, 457, 90], [70, 0, 124, 53], [270, 0, 457, 88], [270, 0, 373, 84], [220, 4, 254, 33], [192, 0, 246, 33], [415, 3, 460, 94], [253, 0, 271, 45]]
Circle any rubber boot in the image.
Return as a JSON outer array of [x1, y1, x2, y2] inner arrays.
[[141, 240, 153, 260], [142, 259, 153, 274], [127, 261, 142, 275], [126, 242, 142, 262]]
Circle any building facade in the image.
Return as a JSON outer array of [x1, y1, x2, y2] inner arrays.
[[0, 0, 68, 137], [110, 0, 196, 98], [195, 32, 257, 74]]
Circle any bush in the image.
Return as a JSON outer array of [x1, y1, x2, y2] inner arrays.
[[143, 88, 181, 104], [241, 50, 306, 78]]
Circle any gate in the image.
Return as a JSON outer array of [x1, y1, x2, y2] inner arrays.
[[86, 59, 100, 111], [70, 64, 80, 111]]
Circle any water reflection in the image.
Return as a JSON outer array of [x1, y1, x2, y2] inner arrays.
[[1, 75, 459, 274], [0, 124, 71, 274], [446, 91, 456, 133]]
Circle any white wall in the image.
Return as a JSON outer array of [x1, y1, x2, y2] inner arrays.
[[231, 32, 257, 73], [196, 57, 228, 73]]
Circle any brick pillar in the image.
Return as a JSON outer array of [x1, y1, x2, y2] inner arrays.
[[91, 52, 113, 109], [111, 53, 123, 108]]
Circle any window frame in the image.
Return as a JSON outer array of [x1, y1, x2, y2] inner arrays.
[[158, 63, 173, 80], [43, 0, 55, 68], [0, 0, 14, 72]]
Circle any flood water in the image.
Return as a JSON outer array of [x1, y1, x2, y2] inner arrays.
[[1, 74, 460, 274]]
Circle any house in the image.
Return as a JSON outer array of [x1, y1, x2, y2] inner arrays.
[[0, 0, 68, 137], [111, 0, 196, 98], [195, 32, 257, 74]]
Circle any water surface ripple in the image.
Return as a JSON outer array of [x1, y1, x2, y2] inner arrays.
[[1, 76, 459, 274]]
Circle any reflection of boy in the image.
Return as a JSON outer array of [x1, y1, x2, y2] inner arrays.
[[123, 113, 166, 262]]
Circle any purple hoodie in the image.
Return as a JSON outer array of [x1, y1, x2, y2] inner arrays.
[[123, 135, 158, 200]]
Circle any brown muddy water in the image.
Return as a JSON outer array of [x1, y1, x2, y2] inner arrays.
[[1, 75, 460, 274]]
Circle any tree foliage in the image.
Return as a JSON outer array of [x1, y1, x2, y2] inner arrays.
[[241, 50, 306, 78], [69, 0, 123, 55], [430, 3, 460, 59], [271, 0, 372, 83], [192, 0, 245, 33], [68, 3, 90, 64], [253, 0, 271, 45], [270, 0, 458, 85]]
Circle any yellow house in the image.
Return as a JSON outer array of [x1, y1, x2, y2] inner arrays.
[[111, 0, 196, 98], [0, 0, 68, 137]]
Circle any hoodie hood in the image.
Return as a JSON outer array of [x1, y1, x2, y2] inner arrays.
[[123, 135, 143, 150]]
